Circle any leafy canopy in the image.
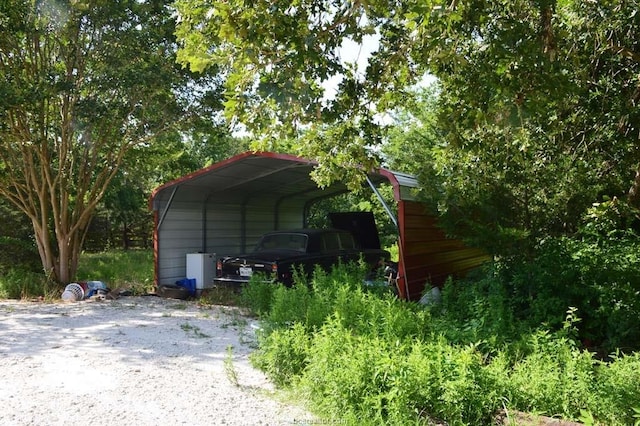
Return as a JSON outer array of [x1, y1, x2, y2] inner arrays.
[[175, 0, 430, 188], [175, 0, 640, 254]]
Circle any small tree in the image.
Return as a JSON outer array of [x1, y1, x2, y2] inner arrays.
[[0, 0, 200, 283]]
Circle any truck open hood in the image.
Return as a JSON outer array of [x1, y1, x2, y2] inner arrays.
[[329, 211, 382, 250]]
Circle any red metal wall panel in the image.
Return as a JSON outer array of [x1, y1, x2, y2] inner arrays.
[[397, 200, 490, 300]]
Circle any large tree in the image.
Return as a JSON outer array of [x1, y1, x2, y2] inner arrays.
[[0, 0, 217, 283], [175, 0, 640, 255]]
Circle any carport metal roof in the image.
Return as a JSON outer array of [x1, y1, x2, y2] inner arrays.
[[150, 151, 418, 228]]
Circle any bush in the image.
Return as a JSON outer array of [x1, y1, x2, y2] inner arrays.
[[299, 317, 412, 424], [592, 352, 640, 425], [0, 269, 57, 300], [247, 259, 640, 425], [239, 274, 278, 316], [499, 330, 597, 419], [251, 322, 311, 387], [434, 273, 521, 350], [440, 236, 640, 355]]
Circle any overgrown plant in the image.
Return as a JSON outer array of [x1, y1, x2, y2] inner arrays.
[[75, 250, 154, 295], [224, 345, 239, 387], [0, 269, 58, 300], [245, 261, 640, 425]]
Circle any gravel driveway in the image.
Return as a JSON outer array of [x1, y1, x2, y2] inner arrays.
[[0, 296, 313, 426]]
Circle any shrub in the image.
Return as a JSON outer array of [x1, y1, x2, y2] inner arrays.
[[0, 268, 57, 300], [239, 274, 277, 316], [449, 236, 640, 355], [299, 319, 500, 425], [266, 282, 313, 329], [500, 329, 597, 419], [251, 322, 311, 387], [434, 272, 521, 350], [401, 339, 502, 425], [300, 317, 410, 424], [592, 352, 640, 425], [247, 251, 640, 425]]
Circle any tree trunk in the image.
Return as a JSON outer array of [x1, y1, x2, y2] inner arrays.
[[56, 236, 71, 285], [628, 166, 640, 209]]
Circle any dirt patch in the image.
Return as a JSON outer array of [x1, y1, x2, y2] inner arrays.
[[0, 296, 313, 426]]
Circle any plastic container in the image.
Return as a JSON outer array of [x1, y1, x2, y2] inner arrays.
[[86, 281, 107, 290], [61, 283, 85, 302], [175, 278, 196, 297], [85, 281, 107, 297]]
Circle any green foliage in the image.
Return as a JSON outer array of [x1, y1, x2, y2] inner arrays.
[[593, 352, 640, 425], [578, 197, 640, 242], [412, 0, 640, 255], [174, 0, 414, 188], [431, 230, 640, 356], [224, 345, 239, 386], [0, 269, 57, 300], [0, 0, 230, 283], [433, 274, 520, 349], [251, 322, 311, 387], [266, 282, 314, 330], [75, 250, 154, 294], [0, 236, 40, 272], [176, 0, 640, 258], [499, 330, 598, 419], [1, 249, 153, 299], [239, 274, 278, 317], [246, 260, 640, 425], [0, 198, 40, 272]]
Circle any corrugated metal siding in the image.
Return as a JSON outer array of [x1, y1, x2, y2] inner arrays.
[[155, 194, 307, 286], [156, 200, 204, 285], [397, 200, 490, 300]]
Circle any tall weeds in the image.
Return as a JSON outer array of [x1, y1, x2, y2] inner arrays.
[[244, 259, 640, 425]]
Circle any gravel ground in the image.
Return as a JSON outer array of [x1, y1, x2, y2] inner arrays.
[[0, 296, 315, 426]]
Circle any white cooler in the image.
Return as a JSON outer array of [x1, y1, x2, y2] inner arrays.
[[186, 253, 216, 295]]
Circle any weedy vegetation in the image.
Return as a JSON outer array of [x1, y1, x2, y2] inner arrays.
[[224, 345, 240, 387], [241, 238, 640, 426], [180, 322, 210, 339]]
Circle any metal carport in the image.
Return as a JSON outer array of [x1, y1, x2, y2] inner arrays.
[[149, 151, 488, 300]]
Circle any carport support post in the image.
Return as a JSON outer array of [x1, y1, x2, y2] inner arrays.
[[366, 176, 398, 229], [366, 175, 411, 300], [157, 186, 179, 230]]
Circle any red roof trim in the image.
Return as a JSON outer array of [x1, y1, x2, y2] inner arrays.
[[376, 168, 403, 202], [148, 151, 318, 209], [149, 151, 407, 209]]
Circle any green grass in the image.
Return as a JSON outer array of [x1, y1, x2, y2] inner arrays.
[[0, 268, 58, 300], [0, 249, 154, 299], [75, 249, 154, 294]]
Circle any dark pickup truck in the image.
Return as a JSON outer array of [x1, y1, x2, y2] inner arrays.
[[214, 228, 390, 287]]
